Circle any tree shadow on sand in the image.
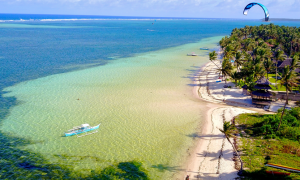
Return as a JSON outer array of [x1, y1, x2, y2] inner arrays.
[[197, 149, 233, 161], [186, 133, 224, 140], [151, 164, 184, 172]]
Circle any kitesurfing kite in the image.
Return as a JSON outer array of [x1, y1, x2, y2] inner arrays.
[[243, 2, 269, 21]]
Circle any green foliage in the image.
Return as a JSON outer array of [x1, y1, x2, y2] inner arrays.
[[235, 109, 300, 180], [236, 80, 245, 87], [92, 161, 150, 180], [224, 24, 300, 95], [236, 108, 300, 141], [0, 131, 149, 179]]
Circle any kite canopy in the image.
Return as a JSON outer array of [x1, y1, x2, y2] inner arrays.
[[243, 2, 269, 21]]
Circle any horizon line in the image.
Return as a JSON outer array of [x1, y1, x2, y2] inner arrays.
[[0, 13, 264, 20]]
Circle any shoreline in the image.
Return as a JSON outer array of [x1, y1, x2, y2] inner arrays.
[[178, 57, 260, 179]]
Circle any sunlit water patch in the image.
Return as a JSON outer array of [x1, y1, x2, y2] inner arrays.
[[1, 36, 220, 179]]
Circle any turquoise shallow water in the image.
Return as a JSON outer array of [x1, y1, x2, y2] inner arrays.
[[1, 37, 220, 179]]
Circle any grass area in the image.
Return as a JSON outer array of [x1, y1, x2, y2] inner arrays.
[[265, 74, 298, 92], [270, 84, 287, 92], [265, 74, 287, 91], [267, 74, 278, 83], [234, 112, 300, 180]]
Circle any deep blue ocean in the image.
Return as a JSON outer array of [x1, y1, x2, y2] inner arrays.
[[1, 14, 300, 90]]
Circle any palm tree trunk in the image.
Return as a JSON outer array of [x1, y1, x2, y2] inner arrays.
[[278, 89, 289, 131], [226, 136, 243, 171], [211, 60, 220, 69], [286, 88, 289, 105], [278, 101, 287, 131], [290, 42, 293, 56], [275, 62, 278, 88]]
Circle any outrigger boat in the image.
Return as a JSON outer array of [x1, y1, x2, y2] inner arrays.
[[65, 123, 100, 137], [200, 47, 209, 50], [187, 52, 198, 56]]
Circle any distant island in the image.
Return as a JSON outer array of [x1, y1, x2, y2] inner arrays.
[[263, 18, 300, 21]]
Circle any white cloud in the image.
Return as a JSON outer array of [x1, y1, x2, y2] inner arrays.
[[0, 0, 299, 18]]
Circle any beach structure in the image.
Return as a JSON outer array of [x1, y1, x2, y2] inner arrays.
[[266, 171, 291, 176], [242, 85, 248, 95], [277, 58, 300, 74], [65, 123, 100, 137], [265, 163, 300, 173], [251, 77, 273, 105]]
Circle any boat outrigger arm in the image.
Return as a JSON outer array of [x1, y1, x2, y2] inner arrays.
[[76, 130, 98, 138], [265, 163, 300, 173]]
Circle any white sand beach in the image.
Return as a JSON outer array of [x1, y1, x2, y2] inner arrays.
[[179, 59, 265, 180]]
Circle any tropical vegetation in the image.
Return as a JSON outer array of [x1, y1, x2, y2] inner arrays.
[[218, 24, 300, 93], [234, 108, 300, 180], [216, 24, 300, 179]]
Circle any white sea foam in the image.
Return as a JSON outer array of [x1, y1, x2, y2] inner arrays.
[[0, 18, 225, 23]]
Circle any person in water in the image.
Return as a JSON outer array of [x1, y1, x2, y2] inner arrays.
[[185, 175, 189, 180]]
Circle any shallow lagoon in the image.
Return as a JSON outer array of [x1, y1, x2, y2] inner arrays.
[[1, 36, 221, 179]]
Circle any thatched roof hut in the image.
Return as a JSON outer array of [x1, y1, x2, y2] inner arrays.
[[252, 77, 273, 105], [252, 90, 272, 97], [255, 77, 271, 86]]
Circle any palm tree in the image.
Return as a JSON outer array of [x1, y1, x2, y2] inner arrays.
[[289, 32, 297, 56], [273, 50, 287, 87], [291, 55, 299, 70], [230, 71, 240, 86], [252, 60, 266, 80], [264, 58, 273, 79], [224, 44, 235, 60], [219, 121, 243, 174], [277, 66, 298, 130], [243, 39, 255, 51], [234, 52, 244, 71], [219, 36, 229, 49], [216, 58, 233, 84], [255, 47, 267, 61], [209, 51, 220, 68]]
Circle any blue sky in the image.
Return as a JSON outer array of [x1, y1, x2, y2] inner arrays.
[[0, 0, 299, 19]]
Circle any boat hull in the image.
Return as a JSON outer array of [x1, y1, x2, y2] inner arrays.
[[65, 124, 100, 137]]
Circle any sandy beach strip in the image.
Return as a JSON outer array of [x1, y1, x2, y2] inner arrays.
[[180, 59, 260, 180]]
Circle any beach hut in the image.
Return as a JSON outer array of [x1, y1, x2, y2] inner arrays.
[[251, 77, 273, 105], [242, 85, 248, 95], [277, 58, 300, 74]]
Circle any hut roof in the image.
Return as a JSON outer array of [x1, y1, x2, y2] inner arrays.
[[246, 51, 253, 55], [242, 85, 248, 89], [254, 84, 272, 90], [277, 58, 293, 68], [252, 90, 272, 97], [255, 77, 271, 86], [265, 42, 274, 47]]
